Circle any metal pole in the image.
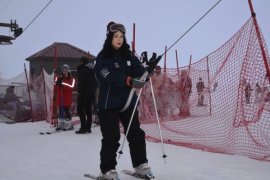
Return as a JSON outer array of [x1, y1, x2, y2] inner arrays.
[[118, 88, 143, 158], [41, 68, 48, 121], [206, 56, 212, 115], [149, 78, 167, 162], [132, 23, 136, 55], [24, 63, 34, 122], [187, 55, 192, 77], [175, 50, 179, 74], [248, 0, 270, 83], [51, 45, 58, 126], [164, 46, 167, 73]]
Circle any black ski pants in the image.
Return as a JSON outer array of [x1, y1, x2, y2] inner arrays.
[[98, 107, 148, 173], [77, 95, 93, 130]]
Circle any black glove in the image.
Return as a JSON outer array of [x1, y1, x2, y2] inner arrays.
[[147, 53, 162, 74], [56, 76, 63, 86], [140, 51, 148, 64]]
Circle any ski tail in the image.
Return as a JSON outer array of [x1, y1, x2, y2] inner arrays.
[[121, 169, 155, 179]]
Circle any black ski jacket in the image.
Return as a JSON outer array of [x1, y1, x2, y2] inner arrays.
[[77, 62, 97, 99], [94, 51, 146, 110]]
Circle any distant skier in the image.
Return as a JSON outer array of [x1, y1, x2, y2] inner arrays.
[[151, 66, 169, 116], [176, 70, 192, 117], [213, 82, 218, 92], [54, 64, 75, 130], [255, 83, 262, 103], [4, 85, 17, 119], [244, 82, 252, 104], [196, 77, 205, 106]]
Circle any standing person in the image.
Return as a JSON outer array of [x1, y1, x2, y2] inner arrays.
[[176, 70, 192, 117], [94, 21, 160, 179], [4, 85, 17, 119], [255, 83, 262, 103], [196, 77, 205, 106], [75, 56, 97, 134], [55, 64, 75, 130], [4, 86, 17, 101], [213, 82, 218, 92], [244, 82, 252, 104], [151, 66, 168, 116]]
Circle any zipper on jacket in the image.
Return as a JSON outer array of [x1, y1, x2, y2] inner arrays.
[[105, 86, 111, 110]]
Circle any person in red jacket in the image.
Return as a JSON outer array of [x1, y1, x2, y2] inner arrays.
[[55, 64, 75, 130]]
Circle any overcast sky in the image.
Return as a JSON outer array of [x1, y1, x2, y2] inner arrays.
[[0, 0, 269, 79]]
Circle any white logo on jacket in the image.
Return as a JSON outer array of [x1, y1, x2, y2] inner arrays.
[[114, 62, 120, 68], [100, 68, 110, 78], [127, 61, 131, 66]]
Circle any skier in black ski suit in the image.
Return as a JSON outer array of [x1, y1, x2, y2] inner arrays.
[[94, 21, 161, 179], [76, 56, 97, 134]]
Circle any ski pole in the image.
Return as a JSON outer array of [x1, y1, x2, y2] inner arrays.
[[118, 88, 143, 159], [59, 86, 64, 126], [149, 78, 167, 163]]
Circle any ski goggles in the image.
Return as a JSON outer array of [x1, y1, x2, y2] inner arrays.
[[107, 23, 126, 34]]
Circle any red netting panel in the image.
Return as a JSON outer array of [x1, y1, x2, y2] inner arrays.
[[42, 69, 54, 124], [138, 18, 270, 161], [0, 72, 31, 122], [0, 68, 75, 124], [29, 71, 47, 121], [29, 69, 77, 125]]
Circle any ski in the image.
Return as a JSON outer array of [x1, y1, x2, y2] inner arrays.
[[84, 173, 99, 179], [121, 170, 155, 179], [39, 128, 74, 135], [39, 131, 62, 135], [39, 130, 61, 135], [83, 173, 120, 180], [39, 122, 98, 135]]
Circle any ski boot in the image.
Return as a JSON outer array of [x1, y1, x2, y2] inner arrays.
[[98, 169, 120, 180], [62, 118, 74, 131], [134, 163, 154, 179], [55, 119, 65, 130]]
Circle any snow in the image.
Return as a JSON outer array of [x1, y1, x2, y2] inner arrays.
[[0, 121, 270, 180]]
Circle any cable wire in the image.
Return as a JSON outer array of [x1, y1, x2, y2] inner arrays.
[[23, 0, 54, 33], [161, 0, 223, 56]]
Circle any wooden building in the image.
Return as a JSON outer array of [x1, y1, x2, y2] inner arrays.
[[25, 42, 95, 77]]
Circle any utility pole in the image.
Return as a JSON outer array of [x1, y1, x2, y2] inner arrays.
[[0, 20, 23, 45]]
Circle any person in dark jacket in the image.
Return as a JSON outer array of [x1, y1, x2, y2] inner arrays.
[[94, 21, 160, 179], [4, 85, 17, 119], [196, 77, 205, 106], [75, 56, 97, 134]]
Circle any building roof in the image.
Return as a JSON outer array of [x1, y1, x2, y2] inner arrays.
[[26, 42, 95, 61]]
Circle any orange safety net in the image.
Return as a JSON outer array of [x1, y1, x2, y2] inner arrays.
[[137, 18, 270, 161]]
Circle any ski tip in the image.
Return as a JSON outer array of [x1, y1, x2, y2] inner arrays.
[[39, 132, 52, 135], [83, 173, 98, 179]]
